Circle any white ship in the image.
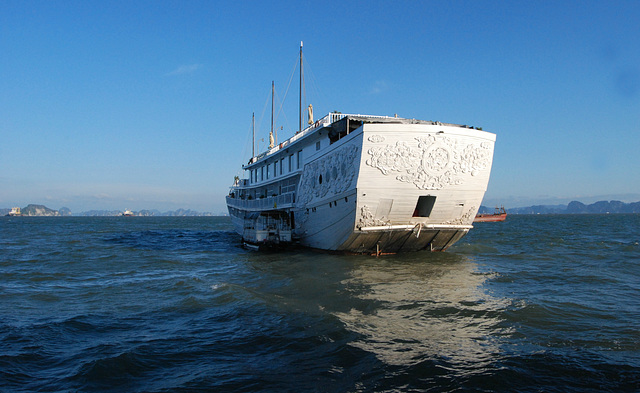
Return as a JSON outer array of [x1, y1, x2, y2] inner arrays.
[[6, 207, 22, 216], [226, 45, 496, 253]]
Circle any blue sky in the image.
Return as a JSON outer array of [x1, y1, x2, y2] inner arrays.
[[1, 0, 639, 213]]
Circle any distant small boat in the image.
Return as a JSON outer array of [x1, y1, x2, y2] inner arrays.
[[474, 206, 507, 222], [122, 210, 134, 217], [6, 207, 22, 216]]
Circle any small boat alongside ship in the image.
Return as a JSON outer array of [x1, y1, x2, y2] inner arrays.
[[474, 206, 507, 222], [226, 44, 497, 253]]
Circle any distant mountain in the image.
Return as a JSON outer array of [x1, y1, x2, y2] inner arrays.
[[77, 209, 215, 216], [565, 200, 640, 214], [78, 210, 125, 216], [503, 204, 568, 215], [487, 200, 640, 215], [21, 204, 60, 216], [1, 205, 218, 216], [1, 204, 63, 216]]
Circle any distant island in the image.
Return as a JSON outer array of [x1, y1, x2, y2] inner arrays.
[[479, 200, 640, 215], [1, 204, 223, 217]]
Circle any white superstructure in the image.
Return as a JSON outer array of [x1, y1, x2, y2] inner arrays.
[[227, 112, 496, 253]]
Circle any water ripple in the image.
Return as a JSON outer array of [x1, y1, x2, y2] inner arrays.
[[1, 216, 639, 392]]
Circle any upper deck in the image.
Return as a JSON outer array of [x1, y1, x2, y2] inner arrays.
[[243, 112, 485, 170]]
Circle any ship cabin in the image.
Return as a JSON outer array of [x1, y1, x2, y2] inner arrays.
[[227, 113, 346, 214], [226, 112, 403, 214]]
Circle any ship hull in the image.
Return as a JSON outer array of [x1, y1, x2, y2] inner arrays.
[[474, 213, 507, 222]]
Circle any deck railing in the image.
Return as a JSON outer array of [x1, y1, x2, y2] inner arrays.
[[226, 192, 295, 211], [246, 112, 400, 165]]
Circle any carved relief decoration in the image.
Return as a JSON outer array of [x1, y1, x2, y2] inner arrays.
[[367, 134, 385, 143], [366, 135, 491, 190], [297, 144, 360, 206], [357, 205, 390, 228], [443, 206, 476, 225]]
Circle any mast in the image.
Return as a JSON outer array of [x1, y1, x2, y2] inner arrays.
[[252, 112, 255, 159], [299, 41, 303, 132], [271, 81, 275, 144]]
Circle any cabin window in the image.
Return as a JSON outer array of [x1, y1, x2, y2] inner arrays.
[[413, 195, 436, 217], [289, 154, 294, 172], [316, 141, 321, 151], [260, 166, 264, 182], [266, 163, 270, 179], [273, 161, 277, 178], [297, 150, 302, 169], [280, 158, 284, 175]]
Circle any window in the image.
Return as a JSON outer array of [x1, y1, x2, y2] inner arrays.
[[297, 150, 302, 169], [289, 154, 293, 172], [273, 161, 277, 178], [266, 163, 270, 179], [260, 166, 264, 181], [316, 141, 321, 151], [280, 158, 284, 175], [413, 196, 436, 217]]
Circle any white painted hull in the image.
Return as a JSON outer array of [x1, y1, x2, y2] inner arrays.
[[227, 114, 495, 253]]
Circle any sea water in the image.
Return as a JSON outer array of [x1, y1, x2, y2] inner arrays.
[[1, 215, 638, 392]]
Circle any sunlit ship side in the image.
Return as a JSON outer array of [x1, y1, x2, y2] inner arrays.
[[227, 113, 496, 253]]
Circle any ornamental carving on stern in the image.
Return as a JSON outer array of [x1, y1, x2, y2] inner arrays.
[[443, 206, 477, 225], [357, 205, 390, 228], [367, 134, 386, 143], [297, 145, 360, 206], [366, 135, 491, 189]]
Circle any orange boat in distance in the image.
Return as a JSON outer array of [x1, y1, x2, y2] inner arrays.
[[474, 206, 507, 222]]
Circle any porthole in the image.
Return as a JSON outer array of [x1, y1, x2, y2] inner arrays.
[[318, 174, 323, 184]]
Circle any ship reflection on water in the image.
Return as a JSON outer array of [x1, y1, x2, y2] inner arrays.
[[334, 254, 511, 368]]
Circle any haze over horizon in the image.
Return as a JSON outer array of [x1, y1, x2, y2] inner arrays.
[[2, 1, 639, 213]]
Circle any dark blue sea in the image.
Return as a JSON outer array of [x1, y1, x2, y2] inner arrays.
[[1, 215, 639, 392]]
